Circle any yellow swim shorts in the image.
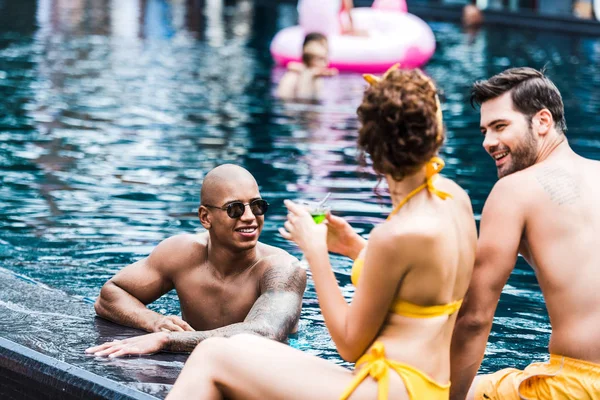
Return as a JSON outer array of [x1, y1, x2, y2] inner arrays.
[[475, 354, 600, 400]]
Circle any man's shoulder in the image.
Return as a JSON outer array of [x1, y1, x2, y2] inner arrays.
[[255, 243, 306, 292], [482, 168, 543, 223], [158, 232, 207, 250], [149, 233, 206, 271], [488, 167, 538, 201], [256, 242, 298, 265]]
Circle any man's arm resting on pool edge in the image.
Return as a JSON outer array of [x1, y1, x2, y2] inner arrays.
[[449, 180, 524, 400], [86, 263, 306, 357], [164, 263, 306, 351], [94, 236, 194, 333]]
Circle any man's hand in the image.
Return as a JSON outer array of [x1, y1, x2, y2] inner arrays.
[[151, 315, 194, 332], [85, 332, 170, 358], [325, 213, 366, 259]]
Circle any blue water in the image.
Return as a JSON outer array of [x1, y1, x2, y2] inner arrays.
[[1, 0, 600, 373]]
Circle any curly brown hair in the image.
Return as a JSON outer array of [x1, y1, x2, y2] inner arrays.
[[357, 69, 443, 181]]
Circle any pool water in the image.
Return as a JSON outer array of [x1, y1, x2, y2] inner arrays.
[[1, 0, 600, 373]]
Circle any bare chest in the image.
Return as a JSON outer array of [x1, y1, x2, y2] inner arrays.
[[173, 269, 261, 331]]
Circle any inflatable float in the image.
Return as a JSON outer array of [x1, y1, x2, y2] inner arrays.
[[270, 0, 436, 73]]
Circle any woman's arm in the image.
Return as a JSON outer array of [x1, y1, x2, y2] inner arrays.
[[281, 201, 414, 361], [309, 226, 409, 361], [325, 213, 366, 260]]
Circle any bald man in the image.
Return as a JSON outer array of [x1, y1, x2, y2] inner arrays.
[[86, 165, 306, 358]]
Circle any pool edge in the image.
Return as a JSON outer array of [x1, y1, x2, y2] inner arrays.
[[0, 336, 158, 400]]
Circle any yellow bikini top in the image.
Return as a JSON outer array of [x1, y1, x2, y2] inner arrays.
[[351, 157, 463, 318]]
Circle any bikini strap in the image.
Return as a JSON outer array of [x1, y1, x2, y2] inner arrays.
[[387, 157, 452, 219], [424, 157, 452, 201], [339, 342, 390, 400]]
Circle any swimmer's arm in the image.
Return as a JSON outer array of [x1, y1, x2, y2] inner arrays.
[[306, 226, 408, 362], [450, 181, 523, 400], [286, 61, 304, 72], [163, 263, 307, 352], [276, 71, 300, 99], [94, 236, 188, 332], [341, 0, 355, 33]]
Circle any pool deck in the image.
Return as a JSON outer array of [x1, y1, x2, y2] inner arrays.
[[0, 267, 187, 399]]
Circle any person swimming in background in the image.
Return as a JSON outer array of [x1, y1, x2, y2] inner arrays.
[[339, 0, 369, 36], [276, 32, 338, 101], [165, 66, 478, 400], [297, 0, 368, 38]]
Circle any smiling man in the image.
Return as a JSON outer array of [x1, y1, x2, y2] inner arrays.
[[86, 164, 306, 358], [450, 68, 600, 399]]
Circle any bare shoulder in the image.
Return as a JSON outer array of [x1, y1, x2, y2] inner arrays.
[[487, 170, 532, 204], [286, 62, 305, 73], [148, 232, 206, 273], [256, 243, 306, 293], [370, 219, 440, 257], [526, 158, 592, 207], [256, 242, 299, 265], [436, 176, 475, 213]]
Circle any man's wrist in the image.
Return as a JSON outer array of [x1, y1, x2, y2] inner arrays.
[[163, 331, 175, 351], [143, 310, 166, 332], [163, 331, 207, 353], [142, 313, 158, 332]]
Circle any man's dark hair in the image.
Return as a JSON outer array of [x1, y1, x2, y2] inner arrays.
[[302, 32, 327, 48], [471, 67, 567, 133]]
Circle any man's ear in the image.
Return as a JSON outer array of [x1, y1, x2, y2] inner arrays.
[[534, 109, 553, 136], [198, 206, 211, 229]]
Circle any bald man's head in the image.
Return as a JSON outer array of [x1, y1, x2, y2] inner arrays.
[[200, 164, 258, 207], [199, 164, 264, 251]]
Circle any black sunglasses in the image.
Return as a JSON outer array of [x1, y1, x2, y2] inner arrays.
[[203, 199, 269, 219]]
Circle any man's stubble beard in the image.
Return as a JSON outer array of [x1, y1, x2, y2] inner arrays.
[[498, 124, 538, 179]]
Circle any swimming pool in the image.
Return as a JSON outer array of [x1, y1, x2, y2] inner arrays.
[[1, 0, 600, 373]]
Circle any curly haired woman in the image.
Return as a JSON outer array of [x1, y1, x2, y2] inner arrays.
[[166, 67, 477, 400]]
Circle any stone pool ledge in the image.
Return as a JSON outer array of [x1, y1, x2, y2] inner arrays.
[[0, 267, 187, 399]]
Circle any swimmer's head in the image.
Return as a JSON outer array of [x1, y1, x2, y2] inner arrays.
[[357, 68, 444, 181], [472, 67, 566, 178], [302, 32, 329, 69], [462, 5, 483, 29], [199, 164, 265, 251]]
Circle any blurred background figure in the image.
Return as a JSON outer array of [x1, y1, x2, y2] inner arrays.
[[297, 0, 367, 37], [462, 4, 484, 30], [372, 0, 407, 12], [276, 33, 338, 101], [339, 0, 369, 36]]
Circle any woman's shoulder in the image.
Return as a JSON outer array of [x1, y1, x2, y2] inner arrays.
[[436, 176, 471, 201], [371, 217, 443, 253], [435, 176, 475, 216]]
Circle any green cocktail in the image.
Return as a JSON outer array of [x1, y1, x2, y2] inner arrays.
[[299, 200, 330, 224], [312, 212, 327, 224], [296, 199, 331, 270]]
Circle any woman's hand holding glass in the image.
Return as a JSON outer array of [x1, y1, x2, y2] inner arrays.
[[324, 213, 366, 260], [279, 200, 328, 256]]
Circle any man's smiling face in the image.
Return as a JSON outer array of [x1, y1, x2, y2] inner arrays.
[[480, 92, 539, 178]]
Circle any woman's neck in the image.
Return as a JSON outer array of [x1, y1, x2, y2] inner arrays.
[[385, 167, 427, 208]]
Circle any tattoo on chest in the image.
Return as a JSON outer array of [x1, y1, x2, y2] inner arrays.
[[535, 166, 581, 206]]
